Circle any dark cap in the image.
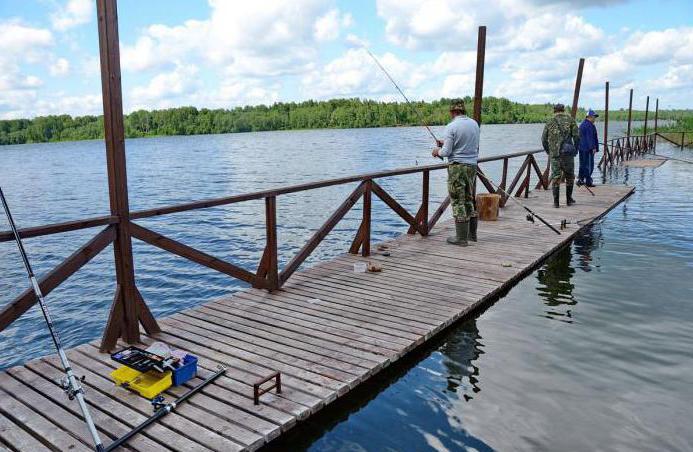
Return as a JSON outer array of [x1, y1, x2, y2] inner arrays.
[[450, 99, 466, 113], [553, 103, 565, 113]]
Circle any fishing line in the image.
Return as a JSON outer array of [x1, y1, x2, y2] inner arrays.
[[364, 48, 444, 161]]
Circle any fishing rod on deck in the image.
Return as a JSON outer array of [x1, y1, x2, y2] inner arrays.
[[475, 172, 562, 235], [0, 187, 105, 452]]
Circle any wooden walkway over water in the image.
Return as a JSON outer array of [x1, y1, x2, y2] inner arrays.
[[0, 184, 634, 451]]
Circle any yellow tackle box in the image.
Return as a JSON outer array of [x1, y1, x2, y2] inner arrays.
[[110, 365, 172, 399]]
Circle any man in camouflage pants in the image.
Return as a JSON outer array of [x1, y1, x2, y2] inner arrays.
[[432, 100, 480, 246], [542, 103, 580, 208]]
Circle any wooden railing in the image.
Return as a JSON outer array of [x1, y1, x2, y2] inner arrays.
[[599, 132, 656, 170], [655, 131, 691, 150], [0, 149, 546, 349]]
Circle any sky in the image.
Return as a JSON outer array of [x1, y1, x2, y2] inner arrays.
[[0, 0, 691, 120]]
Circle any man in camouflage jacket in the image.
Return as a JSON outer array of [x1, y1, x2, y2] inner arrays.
[[542, 103, 580, 208]]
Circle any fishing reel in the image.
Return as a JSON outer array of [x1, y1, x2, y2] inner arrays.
[[526, 213, 534, 223], [57, 375, 86, 400], [151, 395, 167, 411]]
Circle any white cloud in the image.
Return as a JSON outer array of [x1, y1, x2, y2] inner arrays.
[[121, 0, 336, 76], [0, 21, 53, 58], [620, 28, 693, 65], [345, 34, 370, 48], [302, 48, 427, 99], [658, 64, 693, 90], [130, 65, 201, 107], [315, 9, 351, 41], [49, 58, 70, 76], [51, 0, 93, 31]]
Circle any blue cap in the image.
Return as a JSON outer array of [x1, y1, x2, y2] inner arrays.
[[587, 108, 599, 117]]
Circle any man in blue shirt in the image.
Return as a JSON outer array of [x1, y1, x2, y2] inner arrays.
[[578, 109, 599, 187]]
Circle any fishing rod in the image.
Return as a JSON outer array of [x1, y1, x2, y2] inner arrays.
[[365, 49, 439, 143], [0, 187, 105, 451], [475, 172, 562, 235], [364, 48, 444, 160], [104, 365, 227, 451]]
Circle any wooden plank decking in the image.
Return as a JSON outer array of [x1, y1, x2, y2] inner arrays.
[[0, 184, 634, 451]]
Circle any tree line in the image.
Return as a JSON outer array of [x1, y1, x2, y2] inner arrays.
[[1, 97, 688, 145]]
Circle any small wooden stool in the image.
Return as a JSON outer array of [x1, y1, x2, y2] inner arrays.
[[475, 193, 501, 221]]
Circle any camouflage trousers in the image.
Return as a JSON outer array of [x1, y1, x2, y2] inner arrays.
[[447, 163, 477, 222], [550, 155, 575, 187]]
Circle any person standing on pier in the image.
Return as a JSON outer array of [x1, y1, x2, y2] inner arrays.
[[577, 109, 599, 187], [432, 99, 480, 246], [542, 103, 579, 208]]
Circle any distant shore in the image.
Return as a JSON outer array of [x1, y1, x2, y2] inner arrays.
[[2, 97, 688, 146]]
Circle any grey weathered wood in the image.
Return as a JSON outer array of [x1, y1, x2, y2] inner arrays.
[[0, 184, 634, 451]]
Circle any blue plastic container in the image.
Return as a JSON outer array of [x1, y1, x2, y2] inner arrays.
[[171, 354, 197, 386]]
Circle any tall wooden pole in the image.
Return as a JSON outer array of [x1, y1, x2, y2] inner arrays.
[[653, 98, 659, 151], [97, 0, 159, 350], [473, 26, 486, 124], [626, 88, 633, 148], [643, 95, 649, 141], [603, 81, 609, 160], [571, 58, 585, 119]]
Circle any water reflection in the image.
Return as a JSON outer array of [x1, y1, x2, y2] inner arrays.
[[439, 320, 483, 401], [265, 315, 492, 452], [535, 246, 577, 322]]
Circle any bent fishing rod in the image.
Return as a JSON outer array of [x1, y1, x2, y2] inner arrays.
[[475, 172, 562, 235], [0, 187, 105, 451], [365, 48, 444, 160]]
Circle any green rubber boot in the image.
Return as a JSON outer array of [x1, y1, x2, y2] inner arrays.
[[566, 184, 576, 206], [553, 186, 560, 208], [447, 220, 469, 246], [469, 216, 478, 242]]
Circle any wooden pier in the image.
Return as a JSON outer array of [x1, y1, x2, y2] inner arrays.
[[0, 184, 634, 451]]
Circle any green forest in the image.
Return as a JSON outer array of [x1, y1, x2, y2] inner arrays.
[[0, 96, 688, 145]]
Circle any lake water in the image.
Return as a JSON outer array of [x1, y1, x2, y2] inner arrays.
[[3, 122, 691, 451]]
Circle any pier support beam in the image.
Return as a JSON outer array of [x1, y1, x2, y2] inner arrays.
[[571, 58, 585, 119], [97, 0, 159, 351], [643, 95, 649, 148], [602, 81, 609, 173], [473, 26, 486, 125], [626, 88, 633, 149], [654, 98, 659, 151]]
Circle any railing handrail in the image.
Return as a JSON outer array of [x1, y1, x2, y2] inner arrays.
[[1, 148, 545, 241], [606, 131, 657, 143]]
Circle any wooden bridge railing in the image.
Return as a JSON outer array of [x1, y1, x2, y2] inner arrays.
[[0, 149, 546, 349], [599, 132, 657, 170], [655, 131, 691, 150]]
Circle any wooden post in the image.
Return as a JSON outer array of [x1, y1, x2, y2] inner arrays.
[[421, 170, 429, 235], [603, 81, 609, 162], [361, 181, 371, 257], [626, 88, 633, 149], [98, 0, 159, 350], [571, 58, 585, 119], [653, 98, 658, 152], [643, 96, 649, 148], [473, 26, 486, 124], [265, 196, 279, 290], [524, 157, 531, 198], [500, 158, 508, 193]]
